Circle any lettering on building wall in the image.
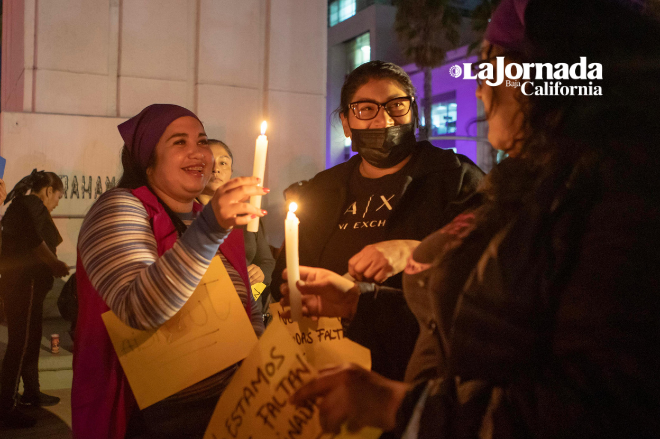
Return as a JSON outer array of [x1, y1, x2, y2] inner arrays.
[[59, 175, 117, 199]]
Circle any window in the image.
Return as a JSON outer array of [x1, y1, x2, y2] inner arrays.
[[346, 32, 370, 73], [329, 0, 356, 27], [420, 100, 457, 135], [431, 101, 457, 136]]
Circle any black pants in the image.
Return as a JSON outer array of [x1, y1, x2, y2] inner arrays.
[[0, 273, 52, 411]]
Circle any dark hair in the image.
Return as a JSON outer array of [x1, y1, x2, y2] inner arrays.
[[483, 0, 660, 225], [116, 145, 188, 236], [335, 60, 419, 127], [4, 169, 64, 205], [522, 0, 660, 179], [208, 139, 233, 170]]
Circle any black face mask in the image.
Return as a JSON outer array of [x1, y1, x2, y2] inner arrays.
[[351, 123, 417, 168]]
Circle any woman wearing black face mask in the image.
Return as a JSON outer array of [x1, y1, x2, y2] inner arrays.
[[271, 60, 484, 383]]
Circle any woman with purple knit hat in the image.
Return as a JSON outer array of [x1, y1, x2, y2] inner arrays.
[[279, 0, 660, 437], [71, 104, 268, 438]]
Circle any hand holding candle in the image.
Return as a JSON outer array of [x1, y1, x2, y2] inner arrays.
[[248, 121, 268, 232], [285, 202, 303, 321]]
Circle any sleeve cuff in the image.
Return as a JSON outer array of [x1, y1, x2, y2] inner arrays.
[[179, 203, 231, 260], [392, 380, 431, 436]]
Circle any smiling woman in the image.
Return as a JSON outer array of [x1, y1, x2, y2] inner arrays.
[[71, 104, 268, 439]]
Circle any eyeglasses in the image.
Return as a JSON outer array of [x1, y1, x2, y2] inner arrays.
[[349, 96, 414, 120]]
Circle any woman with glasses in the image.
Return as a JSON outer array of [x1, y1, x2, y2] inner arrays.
[[271, 60, 484, 384]]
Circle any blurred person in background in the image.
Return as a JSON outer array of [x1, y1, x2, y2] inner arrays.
[[197, 140, 276, 313], [0, 170, 69, 429]]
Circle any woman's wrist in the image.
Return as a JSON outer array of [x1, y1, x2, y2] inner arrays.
[[381, 380, 411, 431]]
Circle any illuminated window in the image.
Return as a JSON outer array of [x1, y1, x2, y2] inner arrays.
[[346, 32, 370, 73], [431, 101, 457, 136], [329, 0, 356, 27], [421, 100, 457, 136]]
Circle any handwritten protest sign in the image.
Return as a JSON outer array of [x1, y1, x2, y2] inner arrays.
[[251, 282, 267, 301], [204, 319, 381, 439], [102, 256, 258, 409], [269, 303, 372, 370], [204, 319, 323, 438]]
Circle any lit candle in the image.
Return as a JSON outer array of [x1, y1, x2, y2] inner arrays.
[[285, 202, 302, 321], [247, 121, 268, 232]]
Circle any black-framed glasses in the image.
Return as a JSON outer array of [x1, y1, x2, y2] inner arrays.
[[349, 96, 414, 120]]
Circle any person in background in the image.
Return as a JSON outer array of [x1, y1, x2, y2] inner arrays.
[[272, 61, 484, 383], [0, 170, 69, 429], [72, 104, 267, 439], [197, 139, 276, 313], [0, 178, 6, 323], [0, 178, 6, 206], [280, 0, 660, 437]]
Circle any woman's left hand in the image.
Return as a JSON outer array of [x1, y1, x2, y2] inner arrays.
[[247, 264, 265, 284], [290, 364, 410, 434], [210, 177, 268, 229], [0, 179, 6, 205]]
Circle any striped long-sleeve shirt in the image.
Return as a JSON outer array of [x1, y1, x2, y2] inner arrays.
[[78, 188, 261, 332]]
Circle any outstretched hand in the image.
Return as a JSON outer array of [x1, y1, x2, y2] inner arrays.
[[211, 176, 269, 230], [348, 240, 420, 283], [52, 260, 70, 278], [290, 364, 410, 434], [279, 266, 359, 320]]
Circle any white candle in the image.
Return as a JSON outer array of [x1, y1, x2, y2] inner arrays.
[[248, 121, 268, 232], [285, 202, 302, 321]]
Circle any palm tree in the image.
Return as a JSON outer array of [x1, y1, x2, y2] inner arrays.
[[467, 0, 502, 54], [394, 0, 462, 140]]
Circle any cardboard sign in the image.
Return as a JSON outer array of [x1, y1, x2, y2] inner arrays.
[[269, 303, 372, 371], [102, 256, 258, 409], [251, 282, 267, 301], [204, 319, 381, 439]]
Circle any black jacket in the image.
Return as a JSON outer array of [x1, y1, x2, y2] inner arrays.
[[395, 160, 660, 438], [272, 141, 485, 381]]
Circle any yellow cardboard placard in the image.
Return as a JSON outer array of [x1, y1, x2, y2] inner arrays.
[[251, 282, 267, 301], [204, 319, 323, 438], [269, 302, 372, 371], [102, 256, 258, 409], [204, 319, 381, 439]]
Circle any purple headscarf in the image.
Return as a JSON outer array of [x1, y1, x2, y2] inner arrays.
[[118, 104, 202, 169], [485, 0, 647, 53], [484, 0, 530, 52]]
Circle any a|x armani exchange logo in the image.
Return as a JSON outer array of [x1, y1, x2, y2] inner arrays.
[[450, 56, 603, 96], [338, 195, 394, 230]]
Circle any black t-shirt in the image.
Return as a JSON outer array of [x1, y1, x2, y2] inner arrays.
[[1, 194, 62, 258], [318, 160, 412, 276]]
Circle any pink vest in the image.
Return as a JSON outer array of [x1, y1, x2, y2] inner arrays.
[[72, 187, 251, 439]]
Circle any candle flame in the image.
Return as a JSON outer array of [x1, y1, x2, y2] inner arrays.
[[289, 202, 298, 213], [261, 121, 268, 136]]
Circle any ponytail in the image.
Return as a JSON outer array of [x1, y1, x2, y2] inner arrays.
[[4, 169, 64, 205]]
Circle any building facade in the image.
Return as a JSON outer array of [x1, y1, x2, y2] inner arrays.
[[1, 0, 328, 259]]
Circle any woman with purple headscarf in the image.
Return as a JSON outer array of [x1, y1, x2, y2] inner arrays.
[[71, 104, 268, 438], [279, 0, 660, 437]]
